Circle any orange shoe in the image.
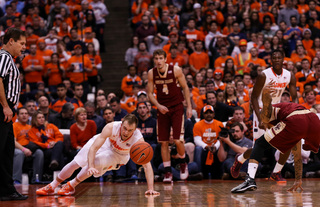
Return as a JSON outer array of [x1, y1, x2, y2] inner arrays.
[[57, 182, 75, 196], [270, 172, 287, 183], [36, 184, 55, 196]]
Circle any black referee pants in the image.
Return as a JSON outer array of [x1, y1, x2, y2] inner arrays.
[[0, 104, 17, 196]]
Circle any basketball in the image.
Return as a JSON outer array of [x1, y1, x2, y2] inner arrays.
[[130, 142, 153, 165]]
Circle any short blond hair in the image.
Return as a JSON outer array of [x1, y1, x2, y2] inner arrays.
[[74, 107, 87, 122]]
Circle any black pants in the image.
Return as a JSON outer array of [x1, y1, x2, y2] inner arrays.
[[0, 103, 17, 196]]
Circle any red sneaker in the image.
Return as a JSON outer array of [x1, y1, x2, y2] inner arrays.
[[163, 172, 173, 183], [180, 163, 189, 180], [36, 184, 55, 196], [230, 154, 243, 178], [57, 182, 75, 196], [270, 172, 287, 183]]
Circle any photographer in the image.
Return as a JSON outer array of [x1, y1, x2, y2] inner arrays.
[[217, 122, 253, 179], [193, 105, 224, 179]]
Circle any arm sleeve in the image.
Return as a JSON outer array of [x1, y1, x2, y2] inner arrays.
[[194, 136, 207, 149]]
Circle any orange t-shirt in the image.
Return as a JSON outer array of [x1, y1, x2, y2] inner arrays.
[[22, 54, 45, 83], [290, 53, 312, 64], [66, 55, 93, 83], [183, 29, 205, 41], [13, 122, 31, 146], [85, 54, 102, 77], [121, 97, 137, 114], [44, 63, 64, 86], [131, 2, 148, 24], [189, 52, 209, 71], [37, 49, 54, 63], [50, 97, 71, 113], [302, 39, 313, 52], [121, 75, 142, 96], [28, 123, 64, 149], [297, 4, 309, 14], [166, 54, 185, 67], [26, 34, 40, 49], [240, 101, 251, 119], [214, 56, 235, 69], [193, 119, 223, 145], [244, 58, 267, 68], [70, 120, 96, 149]]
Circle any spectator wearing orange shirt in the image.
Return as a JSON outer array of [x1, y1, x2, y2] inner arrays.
[[25, 25, 39, 49], [302, 29, 313, 52], [214, 44, 235, 70], [131, 0, 148, 28], [162, 32, 179, 54], [306, 64, 320, 87], [69, 107, 96, 158], [121, 65, 142, 97], [85, 42, 102, 89], [166, 44, 185, 67], [259, 2, 275, 24], [28, 111, 64, 171], [83, 27, 100, 54], [183, 18, 204, 42], [66, 44, 92, 88], [243, 47, 267, 70], [189, 40, 209, 75], [37, 39, 54, 64], [13, 107, 44, 184], [22, 43, 45, 90], [301, 89, 320, 109], [295, 58, 313, 85], [204, 2, 224, 25], [290, 45, 312, 64], [50, 83, 71, 113], [44, 53, 65, 92]]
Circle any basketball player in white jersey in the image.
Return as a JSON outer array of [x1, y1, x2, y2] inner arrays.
[[36, 114, 160, 196], [230, 49, 297, 182]]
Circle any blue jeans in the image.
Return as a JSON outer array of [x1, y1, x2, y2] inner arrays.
[[222, 157, 249, 174], [158, 162, 199, 180]]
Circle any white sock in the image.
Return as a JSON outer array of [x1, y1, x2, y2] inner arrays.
[[50, 160, 80, 188], [237, 154, 246, 164], [248, 163, 258, 179], [273, 163, 284, 173], [51, 178, 61, 189], [163, 161, 171, 168]]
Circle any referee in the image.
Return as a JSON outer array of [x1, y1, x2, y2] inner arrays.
[[0, 28, 27, 201]]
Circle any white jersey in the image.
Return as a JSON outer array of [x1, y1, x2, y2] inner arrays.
[[258, 67, 291, 108], [74, 122, 143, 173], [253, 67, 291, 141]]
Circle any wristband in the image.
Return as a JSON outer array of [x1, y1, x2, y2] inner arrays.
[[22, 148, 26, 152], [47, 144, 50, 149]]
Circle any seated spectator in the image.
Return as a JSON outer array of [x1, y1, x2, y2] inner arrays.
[[28, 111, 64, 171], [101, 107, 115, 129], [13, 107, 44, 184], [121, 65, 142, 97], [226, 106, 253, 141], [110, 97, 128, 121], [217, 122, 253, 180], [95, 94, 108, 116], [44, 53, 65, 93], [37, 96, 58, 121], [69, 107, 96, 158], [194, 105, 224, 179], [70, 84, 84, 111], [50, 83, 71, 113], [48, 102, 75, 129], [301, 89, 320, 109], [25, 100, 37, 125], [224, 83, 240, 107], [84, 101, 104, 133]]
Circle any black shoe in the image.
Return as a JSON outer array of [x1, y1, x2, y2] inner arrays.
[[187, 172, 203, 181], [1, 192, 28, 201], [49, 160, 59, 171], [231, 175, 257, 193]]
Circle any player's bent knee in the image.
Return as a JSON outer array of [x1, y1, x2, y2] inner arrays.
[[250, 135, 271, 163]]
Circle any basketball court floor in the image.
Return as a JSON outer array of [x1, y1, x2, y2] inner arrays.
[[4, 179, 319, 206]]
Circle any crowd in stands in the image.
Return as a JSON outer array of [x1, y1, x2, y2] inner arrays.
[[10, 0, 320, 184]]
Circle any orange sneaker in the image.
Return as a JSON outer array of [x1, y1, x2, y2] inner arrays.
[[36, 184, 55, 196], [270, 172, 287, 183], [57, 182, 75, 196]]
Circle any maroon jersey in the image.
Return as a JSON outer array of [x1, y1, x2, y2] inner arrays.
[[270, 102, 306, 125], [153, 65, 184, 107]]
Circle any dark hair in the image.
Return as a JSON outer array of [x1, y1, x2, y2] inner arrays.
[[206, 91, 216, 99], [57, 83, 66, 89], [230, 122, 244, 131], [110, 96, 120, 104], [271, 49, 284, 57], [72, 83, 83, 90], [31, 111, 44, 127], [17, 107, 28, 115], [233, 106, 245, 113], [103, 106, 114, 113], [3, 28, 26, 44]]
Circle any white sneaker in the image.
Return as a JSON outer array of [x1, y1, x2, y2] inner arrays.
[[180, 163, 189, 180], [163, 172, 173, 183]]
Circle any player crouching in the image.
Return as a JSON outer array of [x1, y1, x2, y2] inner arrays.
[[36, 114, 159, 196]]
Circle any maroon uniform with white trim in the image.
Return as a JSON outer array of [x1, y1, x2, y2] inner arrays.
[[153, 65, 185, 141], [264, 102, 320, 153]]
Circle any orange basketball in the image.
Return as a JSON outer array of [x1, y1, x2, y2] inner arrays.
[[130, 142, 153, 165]]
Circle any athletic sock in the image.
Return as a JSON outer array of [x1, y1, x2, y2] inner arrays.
[[273, 163, 284, 173], [237, 154, 246, 164], [247, 163, 258, 179]]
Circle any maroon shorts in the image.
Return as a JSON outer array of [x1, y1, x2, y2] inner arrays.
[[157, 103, 184, 142], [265, 111, 320, 154]]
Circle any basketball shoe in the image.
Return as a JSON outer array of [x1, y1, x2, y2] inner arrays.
[[180, 163, 189, 180], [270, 172, 287, 183], [231, 175, 257, 193], [57, 182, 75, 196], [230, 154, 243, 178], [36, 184, 55, 196], [163, 172, 173, 183]]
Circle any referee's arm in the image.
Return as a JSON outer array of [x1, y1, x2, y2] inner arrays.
[[0, 77, 12, 122]]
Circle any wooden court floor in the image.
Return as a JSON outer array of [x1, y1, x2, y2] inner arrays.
[[2, 178, 320, 206]]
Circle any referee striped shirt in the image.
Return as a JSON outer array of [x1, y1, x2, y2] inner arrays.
[[0, 49, 21, 105]]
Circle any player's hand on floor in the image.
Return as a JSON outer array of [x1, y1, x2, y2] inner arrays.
[[87, 167, 99, 176], [145, 190, 160, 196], [287, 180, 303, 192]]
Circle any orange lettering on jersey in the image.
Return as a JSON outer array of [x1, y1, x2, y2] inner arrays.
[[272, 83, 286, 88], [109, 139, 126, 151]]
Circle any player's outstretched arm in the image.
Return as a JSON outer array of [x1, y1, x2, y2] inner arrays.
[[87, 123, 113, 175], [288, 140, 303, 192], [143, 162, 160, 195]]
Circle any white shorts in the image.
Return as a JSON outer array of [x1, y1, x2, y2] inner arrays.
[[74, 136, 130, 177], [253, 111, 265, 144]]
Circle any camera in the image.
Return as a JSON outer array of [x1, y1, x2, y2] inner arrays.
[[219, 126, 234, 138]]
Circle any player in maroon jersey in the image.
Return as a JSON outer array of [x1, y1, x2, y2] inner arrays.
[[147, 49, 192, 182], [231, 87, 320, 193]]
